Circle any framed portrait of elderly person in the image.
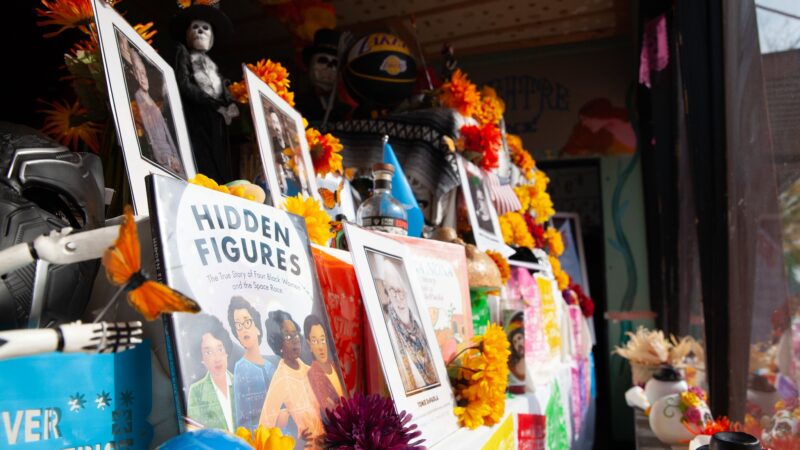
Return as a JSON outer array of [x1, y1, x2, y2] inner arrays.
[[92, 0, 195, 215], [456, 155, 508, 254], [344, 223, 459, 446], [244, 65, 320, 207]]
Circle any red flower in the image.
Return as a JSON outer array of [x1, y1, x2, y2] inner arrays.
[[569, 282, 595, 318], [458, 123, 502, 170]]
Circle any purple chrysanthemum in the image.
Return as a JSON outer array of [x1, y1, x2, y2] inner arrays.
[[323, 393, 425, 450]]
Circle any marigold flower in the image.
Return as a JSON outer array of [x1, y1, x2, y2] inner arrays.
[[507, 133, 535, 180], [438, 69, 480, 117], [230, 59, 295, 106], [306, 127, 343, 177], [474, 86, 505, 126], [189, 174, 231, 194], [485, 250, 510, 284], [544, 226, 564, 257], [458, 123, 502, 171], [499, 212, 534, 249], [282, 194, 334, 245]]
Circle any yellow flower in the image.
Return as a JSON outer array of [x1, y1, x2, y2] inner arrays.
[[533, 170, 549, 195], [485, 250, 510, 284], [438, 69, 480, 117], [499, 212, 534, 249], [549, 256, 570, 290], [39, 99, 102, 152], [498, 214, 514, 245], [544, 227, 564, 257], [530, 190, 555, 225], [680, 391, 702, 408], [235, 425, 295, 450], [230, 59, 295, 106], [474, 86, 505, 126], [507, 134, 535, 180], [306, 127, 343, 177], [282, 194, 334, 245], [229, 185, 255, 201], [454, 402, 491, 429], [514, 185, 531, 212], [189, 174, 231, 194]]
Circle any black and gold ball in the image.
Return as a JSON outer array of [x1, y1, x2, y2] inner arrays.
[[344, 33, 418, 107]]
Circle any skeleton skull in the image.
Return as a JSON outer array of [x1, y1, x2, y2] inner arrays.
[[187, 20, 214, 52], [308, 53, 338, 94], [762, 409, 799, 443]]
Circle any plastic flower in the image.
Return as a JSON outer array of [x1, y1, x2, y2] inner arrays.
[[230, 59, 295, 106], [235, 425, 295, 450], [498, 212, 534, 249], [458, 123, 502, 171], [507, 134, 535, 180], [189, 174, 231, 195], [544, 227, 564, 257], [323, 393, 425, 450], [39, 99, 102, 152], [683, 407, 701, 424], [438, 69, 480, 117], [688, 386, 707, 402], [680, 391, 703, 408], [282, 194, 334, 245], [474, 86, 505, 126], [36, 0, 112, 37], [306, 127, 343, 177], [485, 250, 510, 284], [450, 324, 510, 429]]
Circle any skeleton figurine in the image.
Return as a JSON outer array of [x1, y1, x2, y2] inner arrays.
[[171, 1, 238, 182], [296, 29, 351, 123]]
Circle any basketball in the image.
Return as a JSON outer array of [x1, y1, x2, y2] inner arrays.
[[344, 33, 418, 107]]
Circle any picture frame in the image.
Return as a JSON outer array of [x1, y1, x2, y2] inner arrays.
[[344, 224, 459, 446], [92, 0, 196, 215], [244, 65, 320, 207], [456, 155, 507, 253]]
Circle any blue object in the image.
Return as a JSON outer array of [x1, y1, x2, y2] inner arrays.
[[0, 342, 152, 449], [158, 429, 252, 449], [383, 141, 424, 237]]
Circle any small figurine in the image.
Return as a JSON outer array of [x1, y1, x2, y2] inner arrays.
[[0, 321, 143, 360], [296, 28, 351, 124], [171, 0, 238, 182]]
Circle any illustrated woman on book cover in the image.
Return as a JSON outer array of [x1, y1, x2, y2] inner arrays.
[[227, 296, 275, 431], [259, 310, 324, 447], [379, 258, 440, 395], [304, 314, 344, 412], [186, 314, 236, 431]]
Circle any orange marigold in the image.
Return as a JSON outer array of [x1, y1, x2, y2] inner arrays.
[[507, 133, 535, 180], [474, 86, 505, 126], [486, 250, 511, 284], [543, 226, 564, 257], [230, 59, 295, 106], [438, 69, 480, 117], [549, 255, 570, 290], [306, 127, 343, 177], [458, 123, 502, 171]]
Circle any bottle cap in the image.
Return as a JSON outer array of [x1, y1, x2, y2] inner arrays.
[[372, 163, 394, 174], [710, 432, 760, 450]]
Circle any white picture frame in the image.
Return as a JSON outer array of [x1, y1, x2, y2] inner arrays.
[[92, 0, 196, 215], [244, 66, 320, 207], [456, 155, 507, 253], [344, 224, 459, 446]]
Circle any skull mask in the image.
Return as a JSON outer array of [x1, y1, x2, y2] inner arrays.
[[308, 53, 338, 94], [187, 20, 214, 52]]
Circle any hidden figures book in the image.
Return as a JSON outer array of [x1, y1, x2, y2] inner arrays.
[[147, 175, 345, 449]]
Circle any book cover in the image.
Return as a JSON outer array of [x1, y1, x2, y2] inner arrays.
[[147, 174, 344, 449]]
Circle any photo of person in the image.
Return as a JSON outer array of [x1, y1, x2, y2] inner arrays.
[[227, 296, 275, 432], [185, 314, 237, 432], [366, 250, 440, 395], [506, 312, 525, 383], [116, 28, 186, 178], [259, 310, 324, 447], [263, 100, 304, 197], [468, 174, 495, 235], [303, 314, 344, 413]]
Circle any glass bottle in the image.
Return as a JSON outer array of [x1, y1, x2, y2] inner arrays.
[[356, 162, 408, 236]]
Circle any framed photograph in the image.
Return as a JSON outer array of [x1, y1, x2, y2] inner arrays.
[[148, 174, 345, 446], [344, 224, 458, 446], [92, 0, 195, 214], [244, 66, 320, 207], [456, 155, 506, 253]]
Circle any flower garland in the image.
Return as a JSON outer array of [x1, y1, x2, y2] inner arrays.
[[450, 324, 510, 429], [282, 194, 334, 245], [507, 134, 535, 180], [229, 59, 295, 106], [323, 393, 425, 450], [305, 127, 343, 177], [498, 212, 534, 249], [514, 185, 531, 212], [438, 69, 480, 117], [485, 250, 510, 284], [474, 86, 505, 126], [568, 282, 595, 317], [549, 255, 570, 291], [235, 425, 295, 450], [543, 227, 564, 257], [530, 189, 555, 225], [458, 123, 502, 171]]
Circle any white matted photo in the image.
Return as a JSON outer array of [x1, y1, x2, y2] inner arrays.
[[344, 223, 458, 446], [244, 66, 319, 207], [456, 155, 507, 253], [92, 0, 195, 214]]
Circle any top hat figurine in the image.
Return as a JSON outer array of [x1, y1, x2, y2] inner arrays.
[[171, 0, 239, 182], [296, 29, 351, 123]]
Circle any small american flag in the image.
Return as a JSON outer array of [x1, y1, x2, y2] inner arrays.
[[484, 171, 521, 215]]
